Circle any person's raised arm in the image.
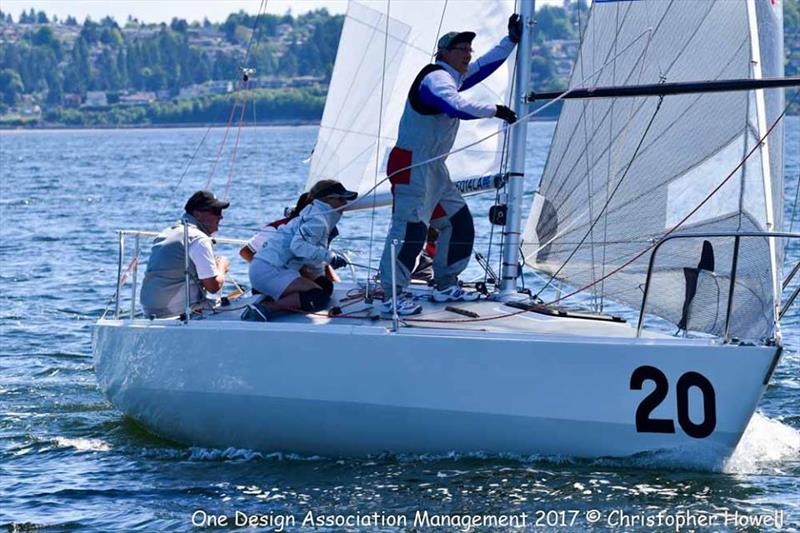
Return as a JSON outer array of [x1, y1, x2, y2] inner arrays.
[[460, 15, 520, 91]]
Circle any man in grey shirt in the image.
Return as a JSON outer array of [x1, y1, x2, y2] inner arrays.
[[140, 191, 230, 318]]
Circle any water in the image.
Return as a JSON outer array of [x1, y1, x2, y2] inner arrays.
[[1, 121, 798, 531]]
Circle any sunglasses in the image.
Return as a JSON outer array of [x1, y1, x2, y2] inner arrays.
[[449, 45, 473, 53], [203, 207, 223, 216]]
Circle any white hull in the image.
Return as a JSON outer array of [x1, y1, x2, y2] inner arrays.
[[93, 317, 778, 458]]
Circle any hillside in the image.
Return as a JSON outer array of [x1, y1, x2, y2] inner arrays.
[[0, 1, 797, 127]]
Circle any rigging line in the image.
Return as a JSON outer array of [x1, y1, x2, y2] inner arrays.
[[347, 13, 431, 56], [545, 36, 748, 227], [313, 15, 408, 179], [486, 0, 518, 285], [366, 0, 392, 301], [532, 27, 655, 202], [544, 96, 791, 308], [641, 0, 669, 79], [489, 2, 519, 286], [205, 80, 244, 190], [315, 18, 654, 222], [535, 94, 666, 299], [789, 171, 800, 234], [173, 125, 213, 192], [312, 2, 416, 178], [317, 123, 397, 141], [578, 0, 598, 310], [223, 82, 250, 201], [542, 0, 713, 206], [430, 0, 449, 59], [300, 29, 651, 221], [599, 0, 618, 312], [242, 0, 268, 68]]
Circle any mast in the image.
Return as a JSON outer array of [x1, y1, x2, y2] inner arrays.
[[499, 0, 534, 297]]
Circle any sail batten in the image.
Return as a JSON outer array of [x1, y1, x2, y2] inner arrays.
[[523, 0, 785, 340]]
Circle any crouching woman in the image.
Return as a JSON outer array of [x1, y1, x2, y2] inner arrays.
[[247, 180, 357, 318]]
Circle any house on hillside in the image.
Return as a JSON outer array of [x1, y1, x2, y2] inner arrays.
[[119, 91, 156, 106], [63, 93, 82, 108], [177, 80, 233, 100], [83, 91, 108, 107]]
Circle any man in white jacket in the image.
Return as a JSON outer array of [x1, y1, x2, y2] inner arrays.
[[378, 15, 521, 316], [247, 180, 355, 318]]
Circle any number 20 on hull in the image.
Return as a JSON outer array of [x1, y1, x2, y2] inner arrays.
[[630, 366, 716, 438]]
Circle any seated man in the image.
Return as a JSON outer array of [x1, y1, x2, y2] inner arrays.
[[246, 180, 355, 319], [140, 190, 230, 318]]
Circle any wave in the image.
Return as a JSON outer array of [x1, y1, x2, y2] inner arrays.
[[724, 412, 800, 474]]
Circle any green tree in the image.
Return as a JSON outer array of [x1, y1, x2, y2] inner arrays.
[[536, 6, 574, 41], [0, 68, 23, 105], [80, 17, 101, 44], [45, 71, 63, 104], [31, 25, 61, 58], [170, 17, 188, 33]]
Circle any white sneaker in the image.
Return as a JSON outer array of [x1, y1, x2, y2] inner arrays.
[[432, 285, 480, 303], [379, 293, 422, 316]]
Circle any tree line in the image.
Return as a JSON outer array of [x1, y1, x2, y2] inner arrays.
[[0, 1, 797, 126], [0, 8, 342, 113]]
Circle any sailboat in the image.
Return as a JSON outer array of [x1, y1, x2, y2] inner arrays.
[[93, 0, 800, 458]]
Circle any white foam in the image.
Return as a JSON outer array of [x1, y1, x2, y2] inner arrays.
[[52, 437, 112, 452], [725, 412, 800, 474], [188, 446, 264, 462]]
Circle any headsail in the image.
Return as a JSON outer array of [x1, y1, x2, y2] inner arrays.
[[522, 0, 785, 340], [307, 0, 515, 204]]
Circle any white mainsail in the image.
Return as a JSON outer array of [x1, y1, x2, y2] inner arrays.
[[522, 0, 785, 340], [307, 0, 515, 202]]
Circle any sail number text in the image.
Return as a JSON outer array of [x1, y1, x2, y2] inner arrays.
[[630, 366, 716, 438]]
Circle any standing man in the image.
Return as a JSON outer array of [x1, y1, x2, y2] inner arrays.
[[141, 190, 230, 318], [378, 15, 522, 315]]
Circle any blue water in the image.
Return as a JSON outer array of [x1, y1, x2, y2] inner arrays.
[[1, 121, 798, 531]]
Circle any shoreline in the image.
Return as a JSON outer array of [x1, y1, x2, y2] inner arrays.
[[0, 120, 322, 131], [2, 114, 796, 131], [1, 116, 569, 131]]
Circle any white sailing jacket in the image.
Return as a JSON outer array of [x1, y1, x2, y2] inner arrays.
[[254, 200, 341, 271]]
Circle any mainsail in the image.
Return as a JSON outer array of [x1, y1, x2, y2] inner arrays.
[[307, 0, 515, 204], [522, 0, 785, 340]]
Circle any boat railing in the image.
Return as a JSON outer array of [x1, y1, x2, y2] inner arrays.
[[637, 231, 800, 342], [109, 229, 248, 321]]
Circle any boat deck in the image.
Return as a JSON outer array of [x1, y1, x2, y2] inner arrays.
[[190, 282, 663, 339]]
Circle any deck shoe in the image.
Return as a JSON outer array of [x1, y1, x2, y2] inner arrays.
[[241, 302, 273, 322], [379, 293, 422, 316], [432, 285, 480, 303]]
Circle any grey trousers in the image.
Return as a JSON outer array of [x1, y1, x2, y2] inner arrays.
[[379, 147, 474, 295]]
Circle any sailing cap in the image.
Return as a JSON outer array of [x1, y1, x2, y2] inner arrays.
[[309, 180, 358, 201], [437, 31, 476, 51], [184, 190, 230, 213]]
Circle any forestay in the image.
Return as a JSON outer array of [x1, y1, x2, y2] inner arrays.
[[522, 0, 785, 341], [307, 0, 515, 203]]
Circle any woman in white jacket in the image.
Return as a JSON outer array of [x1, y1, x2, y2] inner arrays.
[[247, 180, 356, 317]]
